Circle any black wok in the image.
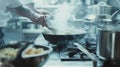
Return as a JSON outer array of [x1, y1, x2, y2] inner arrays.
[[43, 31, 86, 44]]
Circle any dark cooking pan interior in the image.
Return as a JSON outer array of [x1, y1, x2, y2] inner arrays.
[[43, 33, 85, 44]]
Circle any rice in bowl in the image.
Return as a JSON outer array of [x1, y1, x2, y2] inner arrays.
[[0, 48, 19, 59]]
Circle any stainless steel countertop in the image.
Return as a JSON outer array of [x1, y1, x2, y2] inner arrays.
[[43, 52, 93, 67]]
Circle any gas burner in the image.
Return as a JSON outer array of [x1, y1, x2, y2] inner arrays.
[[56, 43, 96, 61], [48, 38, 97, 61], [59, 50, 92, 61]]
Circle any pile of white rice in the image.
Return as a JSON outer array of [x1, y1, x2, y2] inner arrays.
[[0, 48, 19, 59]]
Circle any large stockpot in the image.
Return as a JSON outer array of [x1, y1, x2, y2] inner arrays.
[[97, 28, 120, 60]]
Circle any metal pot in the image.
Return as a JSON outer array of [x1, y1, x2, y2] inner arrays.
[[97, 29, 120, 60], [74, 43, 120, 67]]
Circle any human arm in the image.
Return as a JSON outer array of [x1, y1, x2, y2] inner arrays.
[[13, 6, 47, 27], [25, 2, 49, 15]]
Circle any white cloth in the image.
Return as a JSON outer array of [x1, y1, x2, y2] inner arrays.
[[0, 0, 22, 27]]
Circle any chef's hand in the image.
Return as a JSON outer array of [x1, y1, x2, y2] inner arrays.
[[13, 6, 48, 27], [31, 14, 47, 27], [38, 9, 49, 15]]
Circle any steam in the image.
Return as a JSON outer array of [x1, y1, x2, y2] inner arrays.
[[50, 2, 75, 34], [46, 2, 86, 35]]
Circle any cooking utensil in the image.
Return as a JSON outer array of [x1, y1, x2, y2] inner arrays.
[[97, 29, 120, 60], [0, 42, 53, 67], [42, 30, 86, 44]]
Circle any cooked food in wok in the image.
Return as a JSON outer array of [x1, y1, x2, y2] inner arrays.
[[63, 29, 86, 35], [43, 29, 86, 35], [0, 48, 19, 59]]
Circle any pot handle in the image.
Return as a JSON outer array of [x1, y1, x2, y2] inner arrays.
[[73, 43, 98, 67], [111, 10, 120, 23]]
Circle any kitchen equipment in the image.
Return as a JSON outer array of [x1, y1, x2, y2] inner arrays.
[[0, 42, 52, 67], [74, 43, 97, 61], [86, 2, 111, 22], [111, 10, 120, 22], [42, 29, 86, 44], [42, 29, 86, 61], [73, 43, 99, 67], [73, 43, 120, 67], [97, 26, 120, 60], [78, 0, 96, 6], [96, 10, 120, 61], [103, 60, 120, 67], [88, 2, 111, 15]]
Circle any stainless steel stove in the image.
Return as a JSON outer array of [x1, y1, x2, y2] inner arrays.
[[48, 38, 96, 61], [35, 34, 120, 67]]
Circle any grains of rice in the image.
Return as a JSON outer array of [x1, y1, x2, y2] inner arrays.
[[0, 48, 18, 59]]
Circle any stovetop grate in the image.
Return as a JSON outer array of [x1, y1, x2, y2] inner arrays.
[[49, 40, 97, 61]]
